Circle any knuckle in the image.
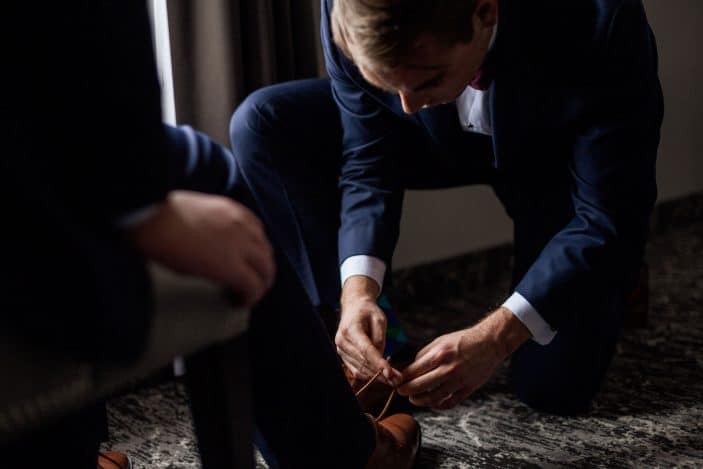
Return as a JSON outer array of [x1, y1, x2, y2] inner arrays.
[[215, 201, 239, 221], [340, 327, 353, 341], [433, 350, 448, 366]]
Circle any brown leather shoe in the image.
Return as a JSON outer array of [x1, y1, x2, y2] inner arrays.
[[98, 451, 132, 469], [365, 413, 420, 469], [344, 363, 396, 414]]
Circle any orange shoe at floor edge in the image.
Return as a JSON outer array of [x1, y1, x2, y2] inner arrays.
[[98, 451, 132, 469]]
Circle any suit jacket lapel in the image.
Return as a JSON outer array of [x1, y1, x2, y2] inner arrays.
[[488, 0, 524, 170], [417, 103, 465, 152]]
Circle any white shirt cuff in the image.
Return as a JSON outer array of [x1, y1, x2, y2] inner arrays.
[[503, 292, 557, 346], [116, 204, 159, 229], [340, 255, 386, 292]]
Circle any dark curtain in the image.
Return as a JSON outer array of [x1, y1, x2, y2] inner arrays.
[[167, 0, 325, 143]]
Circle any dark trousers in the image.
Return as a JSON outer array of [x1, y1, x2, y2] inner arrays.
[[2, 403, 106, 469], [230, 78, 627, 417], [224, 146, 379, 468]]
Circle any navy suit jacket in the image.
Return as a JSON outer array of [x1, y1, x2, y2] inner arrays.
[[3, 1, 235, 361], [322, 0, 664, 329]]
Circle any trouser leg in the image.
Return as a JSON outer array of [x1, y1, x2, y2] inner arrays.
[[509, 301, 624, 415], [2, 402, 105, 469], [229, 78, 343, 313], [229, 79, 374, 467], [249, 252, 375, 469]]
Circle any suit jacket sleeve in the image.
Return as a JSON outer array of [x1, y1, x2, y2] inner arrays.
[[514, 0, 664, 329], [3, 1, 244, 360], [321, 0, 406, 266], [5, 1, 174, 224], [163, 125, 238, 196]]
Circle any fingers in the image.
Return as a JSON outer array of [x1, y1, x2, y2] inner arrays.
[[412, 340, 437, 363], [400, 343, 443, 383], [397, 365, 447, 396], [335, 297, 403, 385], [230, 202, 276, 292], [434, 386, 474, 410], [221, 204, 275, 302], [338, 325, 387, 377], [243, 236, 276, 290], [397, 334, 473, 408], [220, 234, 274, 306], [228, 261, 269, 307], [341, 359, 362, 383], [229, 201, 267, 241], [353, 327, 401, 384], [408, 378, 461, 408], [400, 364, 475, 409], [336, 325, 401, 385], [369, 314, 387, 357], [336, 345, 370, 378]]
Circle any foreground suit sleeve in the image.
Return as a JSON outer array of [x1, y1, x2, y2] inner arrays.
[[3, 1, 234, 361], [163, 125, 239, 196], [5, 2, 171, 224], [6, 0, 238, 224], [514, 0, 664, 329], [2, 1, 175, 361]]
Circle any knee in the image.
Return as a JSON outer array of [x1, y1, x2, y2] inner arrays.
[[512, 372, 601, 416], [229, 85, 287, 149], [229, 79, 339, 160]]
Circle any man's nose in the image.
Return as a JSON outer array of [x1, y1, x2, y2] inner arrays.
[[399, 92, 424, 114]]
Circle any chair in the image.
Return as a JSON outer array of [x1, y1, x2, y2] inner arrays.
[[0, 265, 253, 468]]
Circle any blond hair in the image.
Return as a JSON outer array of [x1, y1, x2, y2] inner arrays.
[[331, 0, 477, 71]]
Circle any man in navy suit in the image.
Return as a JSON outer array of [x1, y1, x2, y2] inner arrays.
[[229, 0, 663, 418]]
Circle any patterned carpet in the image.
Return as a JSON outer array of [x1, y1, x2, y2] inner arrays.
[[104, 220, 703, 468]]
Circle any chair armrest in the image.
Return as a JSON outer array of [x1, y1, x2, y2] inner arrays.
[[0, 264, 248, 443]]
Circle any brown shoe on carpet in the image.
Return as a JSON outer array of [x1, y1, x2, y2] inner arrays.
[[365, 413, 421, 469], [98, 451, 132, 469]]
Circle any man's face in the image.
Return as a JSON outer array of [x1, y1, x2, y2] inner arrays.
[[358, 33, 490, 114]]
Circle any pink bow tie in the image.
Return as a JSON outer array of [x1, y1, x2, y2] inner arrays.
[[469, 65, 494, 91]]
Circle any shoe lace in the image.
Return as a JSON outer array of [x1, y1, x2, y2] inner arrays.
[[355, 362, 397, 422]]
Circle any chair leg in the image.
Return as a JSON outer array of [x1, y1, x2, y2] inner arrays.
[[185, 333, 253, 469]]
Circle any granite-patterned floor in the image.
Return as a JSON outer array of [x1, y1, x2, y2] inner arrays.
[[104, 221, 703, 468]]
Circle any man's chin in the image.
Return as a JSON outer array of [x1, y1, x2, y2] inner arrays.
[[424, 98, 458, 109], [432, 91, 466, 107]]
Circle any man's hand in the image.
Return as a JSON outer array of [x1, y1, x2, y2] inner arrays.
[[336, 276, 402, 386], [127, 191, 275, 307], [398, 307, 530, 410]]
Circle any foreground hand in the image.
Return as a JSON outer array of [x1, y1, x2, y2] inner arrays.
[[398, 307, 530, 410], [335, 276, 402, 386], [127, 191, 275, 307]]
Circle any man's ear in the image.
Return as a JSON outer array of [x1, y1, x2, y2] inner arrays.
[[473, 0, 498, 29]]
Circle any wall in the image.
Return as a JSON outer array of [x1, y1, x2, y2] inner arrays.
[[393, 0, 703, 269]]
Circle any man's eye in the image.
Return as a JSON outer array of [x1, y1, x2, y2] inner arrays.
[[418, 74, 444, 92]]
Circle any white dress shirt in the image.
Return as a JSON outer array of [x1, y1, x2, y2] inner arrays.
[[340, 26, 557, 346]]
